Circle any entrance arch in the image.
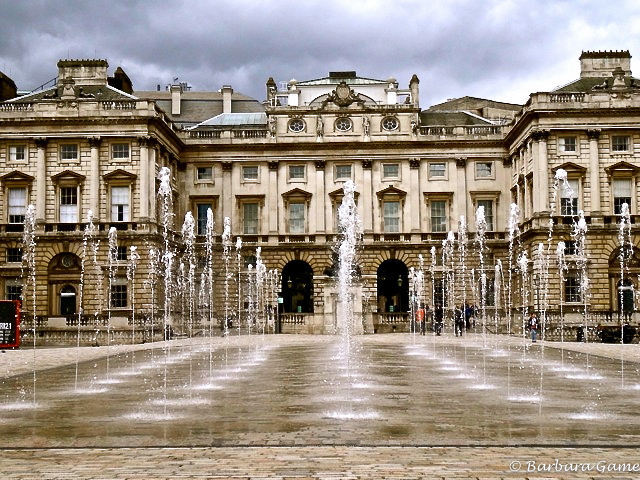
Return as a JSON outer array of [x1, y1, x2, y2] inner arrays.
[[282, 260, 314, 313], [60, 284, 77, 315], [608, 246, 640, 314], [47, 253, 81, 316], [377, 259, 409, 312]]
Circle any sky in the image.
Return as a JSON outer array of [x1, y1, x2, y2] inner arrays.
[[1, 0, 640, 107]]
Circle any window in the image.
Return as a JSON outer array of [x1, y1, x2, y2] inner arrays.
[[612, 135, 631, 152], [59, 186, 78, 223], [5, 279, 22, 301], [335, 117, 352, 132], [288, 165, 305, 181], [196, 203, 212, 235], [243, 203, 259, 234], [383, 201, 400, 232], [8, 187, 27, 224], [335, 164, 352, 180], [382, 116, 399, 131], [476, 200, 494, 231], [112, 143, 130, 159], [6, 248, 22, 263], [60, 144, 78, 161], [9, 145, 26, 162], [110, 186, 129, 222], [429, 162, 446, 178], [243, 255, 257, 268], [196, 166, 213, 181], [564, 240, 577, 255], [564, 272, 581, 303], [476, 162, 493, 178], [431, 200, 447, 232], [613, 178, 633, 215], [288, 119, 305, 132], [560, 178, 579, 216], [242, 166, 259, 181], [289, 202, 305, 233], [559, 136, 577, 153], [382, 164, 400, 180], [116, 246, 128, 261], [110, 278, 128, 308]]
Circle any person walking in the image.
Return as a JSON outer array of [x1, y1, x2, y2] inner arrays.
[[528, 312, 538, 342]]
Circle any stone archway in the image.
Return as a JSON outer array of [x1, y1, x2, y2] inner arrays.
[[281, 260, 313, 313], [47, 253, 82, 316], [377, 259, 409, 313]]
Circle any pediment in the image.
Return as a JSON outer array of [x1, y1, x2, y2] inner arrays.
[[103, 169, 137, 181], [51, 170, 86, 183], [282, 188, 312, 199], [376, 186, 407, 199], [604, 161, 640, 175], [0, 170, 35, 183], [552, 162, 587, 174]]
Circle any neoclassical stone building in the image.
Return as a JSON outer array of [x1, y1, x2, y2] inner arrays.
[[0, 51, 638, 343]]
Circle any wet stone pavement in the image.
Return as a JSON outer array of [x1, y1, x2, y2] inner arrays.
[[1, 333, 640, 478]]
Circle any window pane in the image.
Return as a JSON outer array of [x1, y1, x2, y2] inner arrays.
[[429, 163, 446, 177], [383, 164, 399, 178], [560, 179, 578, 216], [614, 178, 632, 197], [335, 165, 352, 179], [612, 135, 630, 152], [8, 187, 27, 223], [112, 143, 129, 159], [383, 201, 400, 232], [477, 200, 494, 230], [60, 187, 78, 222], [243, 166, 258, 180], [289, 203, 305, 233], [10, 145, 26, 161], [243, 203, 258, 234], [61, 144, 78, 160], [197, 167, 212, 180], [560, 136, 576, 152], [431, 201, 447, 232], [289, 165, 305, 179], [111, 186, 129, 222], [197, 204, 212, 235], [476, 162, 493, 177]]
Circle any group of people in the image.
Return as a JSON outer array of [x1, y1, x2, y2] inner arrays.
[[413, 303, 478, 336]]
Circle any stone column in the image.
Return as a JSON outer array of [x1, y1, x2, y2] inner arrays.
[[588, 129, 601, 215], [455, 157, 467, 222], [148, 143, 158, 222], [314, 160, 326, 233], [532, 130, 550, 214], [88, 136, 102, 221], [268, 161, 279, 234], [361, 159, 373, 233], [221, 161, 233, 228], [137, 137, 150, 221], [408, 158, 421, 233], [34, 138, 48, 224]]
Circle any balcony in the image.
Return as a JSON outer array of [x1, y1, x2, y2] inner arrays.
[[419, 124, 505, 140]]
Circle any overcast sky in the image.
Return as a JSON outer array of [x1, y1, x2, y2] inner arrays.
[[1, 0, 639, 107]]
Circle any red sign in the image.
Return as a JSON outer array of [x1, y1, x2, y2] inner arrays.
[[0, 300, 21, 349]]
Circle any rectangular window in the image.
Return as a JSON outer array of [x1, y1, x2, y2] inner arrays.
[[613, 178, 633, 215], [612, 135, 630, 152], [289, 202, 305, 233], [288, 165, 305, 180], [383, 201, 400, 232], [431, 200, 447, 232], [5, 279, 22, 301], [116, 246, 128, 261], [110, 186, 129, 222], [476, 162, 493, 178], [6, 248, 22, 263], [243, 203, 259, 234], [8, 187, 27, 224], [559, 136, 577, 153], [110, 280, 128, 308], [560, 178, 579, 216], [60, 144, 78, 161], [9, 145, 26, 162], [477, 200, 494, 231], [197, 203, 212, 235], [112, 143, 130, 159], [242, 166, 259, 181], [382, 164, 399, 179], [59, 186, 78, 223], [564, 272, 581, 303], [429, 162, 446, 178], [564, 240, 577, 255], [335, 164, 352, 180], [196, 167, 213, 181]]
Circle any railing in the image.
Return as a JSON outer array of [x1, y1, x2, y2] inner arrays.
[[280, 313, 308, 324], [101, 100, 137, 110], [189, 130, 222, 139], [549, 93, 585, 103], [376, 312, 410, 324], [0, 103, 34, 112], [232, 130, 268, 139], [419, 125, 505, 137]]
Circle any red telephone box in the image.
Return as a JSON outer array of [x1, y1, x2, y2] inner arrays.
[[0, 300, 21, 349]]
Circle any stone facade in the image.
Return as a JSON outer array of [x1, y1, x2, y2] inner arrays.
[[0, 53, 638, 344]]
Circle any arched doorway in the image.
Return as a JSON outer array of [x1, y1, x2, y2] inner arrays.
[[377, 259, 409, 312], [60, 284, 77, 316], [608, 246, 640, 316], [282, 260, 313, 313]]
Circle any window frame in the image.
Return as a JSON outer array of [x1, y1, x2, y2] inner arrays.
[[109, 185, 130, 223], [59, 185, 79, 223], [288, 118, 305, 133], [196, 203, 213, 236], [382, 200, 401, 233], [558, 136, 578, 154], [382, 163, 400, 181], [476, 199, 495, 231], [242, 202, 260, 235], [242, 165, 259, 182], [288, 165, 306, 182], [288, 201, 306, 234], [475, 161, 495, 179], [559, 178, 580, 216], [8, 144, 27, 163], [6, 247, 23, 263], [564, 271, 582, 303], [195, 166, 213, 183], [428, 162, 447, 180], [381, 116, 399, 132], [611, 135, 631, 153], [111, 142, 130, 160], [7, 186, 27, 224], [335, 117, 353, 132], [334, 164, 353, 181], [110, 277, 128, 309], [59, 143, 79, 162]]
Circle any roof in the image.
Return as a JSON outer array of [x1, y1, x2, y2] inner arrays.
[[554, 76, 640, 92], [295, 72, 389, 87], [427, 96, 522, 112], [419, 111, 494, 126], [188, 112, 267, 129], [7, 84, 136, 102]]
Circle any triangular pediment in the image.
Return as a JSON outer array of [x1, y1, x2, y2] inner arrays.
[[552, 162, 587, 173], [282, 188, 312, 199], [376, 186, 407, 199], [604, 161, 640, 175], [103, 169, 137, 181], [51, 170, 86, 183], [0, 170, 35, 183]]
